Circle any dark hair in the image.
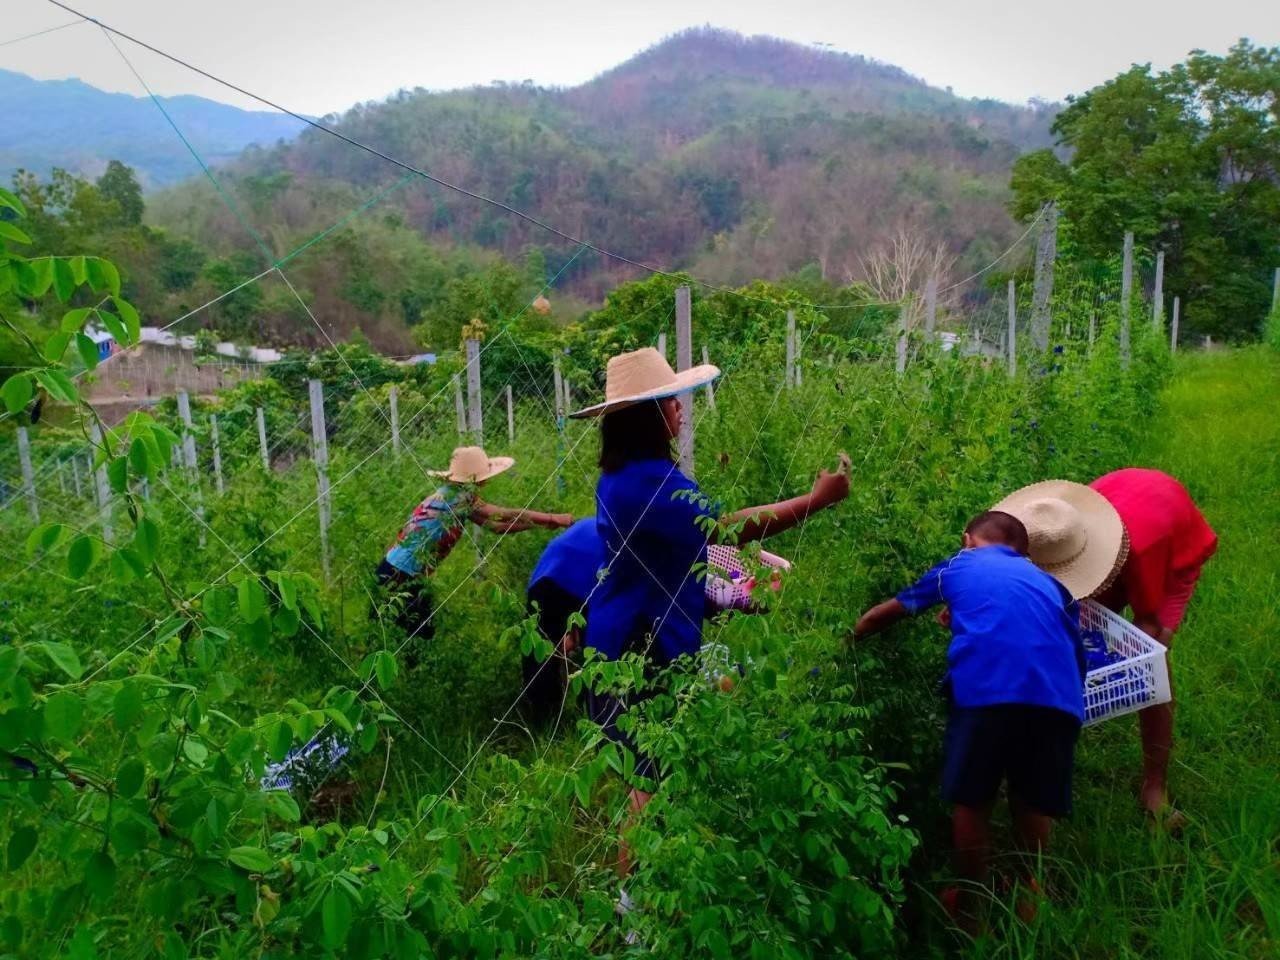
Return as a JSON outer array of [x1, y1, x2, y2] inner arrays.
[[599, 400, 673, 473], [965, 510, 1030, 555]]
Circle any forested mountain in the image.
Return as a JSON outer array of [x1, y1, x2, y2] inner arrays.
[[0, 68, 304, 187]]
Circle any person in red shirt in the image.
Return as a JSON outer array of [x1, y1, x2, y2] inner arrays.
[[1089, 468, 1217, 821], [998, 469, 1217, 825]]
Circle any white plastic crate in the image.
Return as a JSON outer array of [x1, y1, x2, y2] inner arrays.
[[704, 543, 790, 612], [1081, 599, 1172, 727]]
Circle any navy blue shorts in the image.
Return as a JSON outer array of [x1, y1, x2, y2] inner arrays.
[[942, 704, 1080, 818]]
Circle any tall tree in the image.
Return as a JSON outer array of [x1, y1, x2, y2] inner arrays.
[[96, 160, 144, 226], [1009, 41, 1280, 340]]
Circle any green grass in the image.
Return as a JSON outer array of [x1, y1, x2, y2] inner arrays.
[[951, 347, 1280, 958]]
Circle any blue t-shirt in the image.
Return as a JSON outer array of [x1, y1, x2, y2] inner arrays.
[[586, 458, 716, 663], [528, 517, 606, 601], [897, 544, 1086, 721]]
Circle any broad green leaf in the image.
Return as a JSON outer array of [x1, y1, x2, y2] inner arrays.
[[98, 309, 127, 346], [0, 221, 31, 245], [67, 535, 101, 579], [84, 851, 117, 900], [267, 720, 292, 761], [23, 258, 52, 297], [110, 548, 147, 584], [273, 605, 299, 637], [113, 682, 144, 729], [324, 708, 354, 736], [276, 574, 297, 611], [75, 333, 100, 372], [33, 368, 78, 405], [237, 577, 266, 623], [52, 258, 75, 303], [112, 296, 140, 344], [25, 522, 67, 557], [44, 691, 83, 740], [107, 455, 128, 494], [129, 436, 150, 479], [38, 641, 83, 680], [322, 887, 354, 948], [42, 331, 70, 362], [0, 185, 28, 217], [133, 517, 159, 565], [60, 306, 95, 333], [205, 798, 226, 838], [0, 374, 32, 414], [264, 790, 300, 823], [228, 846, 274, 873], [182, 738, 208, 766], [374, 650, 398, 691], [115, 758, 146, 799], [69, 255, 87, 284], [203, 587, 232, 626], [6, 826, 36, 871], [86, 257, 121, 296]]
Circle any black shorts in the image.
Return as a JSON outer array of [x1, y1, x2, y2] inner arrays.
[[942, 704, 1081, 818], [374, 559, 435, 648], [521, 580, 583, 725]]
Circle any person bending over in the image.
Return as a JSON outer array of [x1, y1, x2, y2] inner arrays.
[[853, 510, 1085, 929]]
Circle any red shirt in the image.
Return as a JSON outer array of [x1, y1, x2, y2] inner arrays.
[[1091, 469, 1217, 629]]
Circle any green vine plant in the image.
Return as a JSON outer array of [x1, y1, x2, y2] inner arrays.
[[0, 187, 416, 955]]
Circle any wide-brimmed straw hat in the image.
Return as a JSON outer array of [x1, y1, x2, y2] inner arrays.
[[569, 347, 720, 419], [428, 446, 515, 484], [993, 479, 1129, 599]]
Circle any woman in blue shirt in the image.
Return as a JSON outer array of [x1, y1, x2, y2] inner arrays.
[[570, 346, 850, 872]]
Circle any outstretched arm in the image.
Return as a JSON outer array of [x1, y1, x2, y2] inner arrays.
[[853, 599, 910, 641], [473, 500, 572, 533], [722, 453, 851, 544]]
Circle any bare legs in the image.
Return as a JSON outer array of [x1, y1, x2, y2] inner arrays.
[[949, 799, 1053, 930]]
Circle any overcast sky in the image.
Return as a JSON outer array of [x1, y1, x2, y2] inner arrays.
[[4, 0, 1277, 117]]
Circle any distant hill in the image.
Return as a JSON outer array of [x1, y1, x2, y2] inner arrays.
[[158, 27, 1056, 296], [0, 68, 305, 188]]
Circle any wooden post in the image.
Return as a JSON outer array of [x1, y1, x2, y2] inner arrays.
[[657, 332, 667, 361], [795, 327, 802, 387], [89, 423, 113, 545], [57, 461, 67, 495], [256, 407, 269, 470], [389, 385, 401, 457], [505, 384, 514, 443], [308, 379, 331, 583], [675, 285, 694, 477], [1152, 250, 1165, 328], [453, 376, 466, 436], [924, 275, 938, 336], [786, 310, 796, 387], [1119, 231, 1134, 366], [1088, 314, 1097, 349], [702, 345, 715, 410], [895, 301, 908, 375], [1030, 202, 1057, 352], [71, 456, 82, 498], [210, 414, 224, 495], [1007, 279, 1018, 376], [1170, 296, 1180, 353], [464, 338, 483, 439], [16, 426, 38, 523], [177, 390, 205, 545], [552, 357, 565, 422], [563, 379, 573, 413]]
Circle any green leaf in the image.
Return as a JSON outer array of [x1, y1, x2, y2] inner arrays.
[[273, 605, 299, 637], [107, 455, 128, 494], [86, 257, 121, 296], [113, 682, 144, 729], [237, 577, 266, 623], [267, 720, 292, 762], [129, 437, 151, 480], [6, 826, 36, 871], [227, 846, 274, 874], [67, 535, 101, 579], [42, 331, 70, 362], [38, 641, 83, 680], [322, 887, 354, 948], [182, 738, 209, 767], [98, 309, 127, 346], [44, 691, 83, 741], [69, 255, 87, 284], [205, 798, 226, 839], [33, 368, 78, 405], [24, 258, 52, 297], [0, 374, 32, 414], [203, 587, 232, 626], [24, 521, 68, 556], [84, 851, 117, 900], [52, 258, 75, 303], [115, 758, 146, 799], [111, 548, 147, 583], [60, 306, 95, 333], [0, 221, 31, 245], [133, 517, 159, 566], [324, 708, 354, 736], [276, 574, 297, 611], [0, 186, 28, 217], [75, 333, 100, 372], [112, 296, 140, 344], [265, 790, 301, 823], [374, 650, 398, 691]]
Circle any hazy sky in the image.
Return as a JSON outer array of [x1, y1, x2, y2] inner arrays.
[[4, 0, 1277, 117]]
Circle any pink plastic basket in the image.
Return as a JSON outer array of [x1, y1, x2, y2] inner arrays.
[[704, 544, 791, 612]]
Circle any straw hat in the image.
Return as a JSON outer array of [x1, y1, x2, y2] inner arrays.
[[569, 347, 720, 419], [993, 479, 1129, 599], [428, 446, 515, 484]]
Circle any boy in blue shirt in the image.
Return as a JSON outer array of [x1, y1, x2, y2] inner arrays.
[[853, 510, 1085, 925]]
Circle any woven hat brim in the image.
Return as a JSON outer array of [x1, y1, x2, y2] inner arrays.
[[993, 479, 1127, 600], [568, 364, 721, 419], [428, 456, 515, 484]]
